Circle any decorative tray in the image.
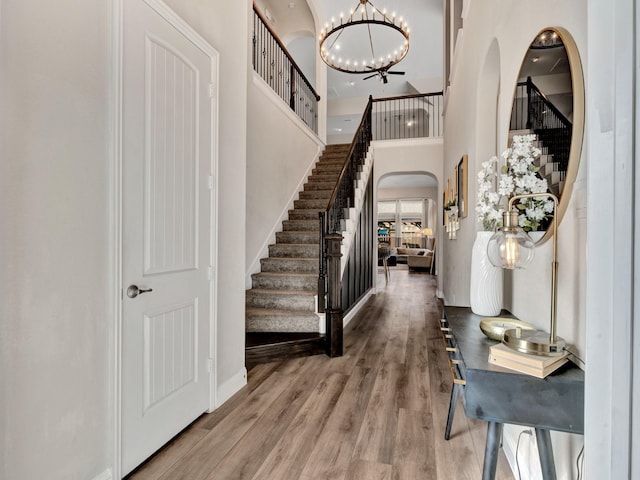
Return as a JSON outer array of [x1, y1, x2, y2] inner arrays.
[[479, 317, 536, 341]]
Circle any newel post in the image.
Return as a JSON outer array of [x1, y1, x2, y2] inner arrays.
[[325, 233, 343, 357], [526, 76, 533, 130]]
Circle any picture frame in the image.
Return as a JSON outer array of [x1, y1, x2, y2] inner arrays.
[[457, 155, 468, 218], [442, 191, 447, 226]]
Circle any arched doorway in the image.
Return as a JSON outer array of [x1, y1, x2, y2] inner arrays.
[[377, 172, 438, 249]]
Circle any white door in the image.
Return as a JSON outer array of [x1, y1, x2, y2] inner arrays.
[[121, 0, 216, 475]]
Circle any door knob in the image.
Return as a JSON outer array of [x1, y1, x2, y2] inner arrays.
[[127, 285, 153, 299]]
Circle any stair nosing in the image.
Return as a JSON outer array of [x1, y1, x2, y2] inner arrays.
[[245, 307, 319, 317], [247, 288, 317, 296]]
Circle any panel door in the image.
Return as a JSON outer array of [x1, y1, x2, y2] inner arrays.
[[121, 0, 214, 474]]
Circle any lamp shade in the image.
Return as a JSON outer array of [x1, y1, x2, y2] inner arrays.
[[487, 211, 535, 269]]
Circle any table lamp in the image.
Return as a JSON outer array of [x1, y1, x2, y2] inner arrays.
[[486, 192, 566, 356]]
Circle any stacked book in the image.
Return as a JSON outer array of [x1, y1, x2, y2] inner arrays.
[[488, 343, 569, 378]]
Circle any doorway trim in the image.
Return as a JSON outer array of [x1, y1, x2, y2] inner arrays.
[[110, 0, 219, 477]]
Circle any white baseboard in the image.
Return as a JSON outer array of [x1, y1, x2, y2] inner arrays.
[[343, 288, 374, 329], [92, 468, 113, 480], [214, 368, 247, 409]]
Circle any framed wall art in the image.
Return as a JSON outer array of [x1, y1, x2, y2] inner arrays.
[[457, 154, 468, 218]]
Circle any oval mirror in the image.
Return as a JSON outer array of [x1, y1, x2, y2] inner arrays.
[[509, 27, 584, 242]]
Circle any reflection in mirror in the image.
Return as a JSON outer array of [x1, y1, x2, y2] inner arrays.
[[509, 28, 584, 239]]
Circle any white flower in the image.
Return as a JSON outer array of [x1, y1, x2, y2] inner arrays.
[[498, 175, 514, 196], [477, 134, 554, 232]]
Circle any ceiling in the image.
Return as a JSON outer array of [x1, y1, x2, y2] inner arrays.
[[520, 43, 570, 79]]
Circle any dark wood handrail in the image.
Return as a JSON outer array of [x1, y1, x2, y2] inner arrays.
[[325, 98, 373, 216], [518, 78, 572, 129], [371, 91, 444, 103], [253, 3, 320, 101]]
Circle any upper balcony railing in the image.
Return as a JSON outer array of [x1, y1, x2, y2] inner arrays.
[[371, 92, 444, 140], [252, 4, 320, 134]]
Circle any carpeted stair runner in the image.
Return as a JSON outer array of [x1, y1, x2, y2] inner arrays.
[[246, 144, 351, 336]]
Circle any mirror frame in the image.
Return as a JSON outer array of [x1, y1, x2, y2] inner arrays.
[[510, 27, 585, 244]]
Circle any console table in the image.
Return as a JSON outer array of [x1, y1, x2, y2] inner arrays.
[[441, 306, 584, 480]]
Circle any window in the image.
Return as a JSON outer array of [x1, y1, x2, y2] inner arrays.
[[378, 199, 433, 248]]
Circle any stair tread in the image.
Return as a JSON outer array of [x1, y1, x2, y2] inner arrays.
[[246, 307, 319, 318], [263, 257, 318, 262], [270, 242, 319, 247], [253, 271, 317, 277], [247, 288, 316, 297]]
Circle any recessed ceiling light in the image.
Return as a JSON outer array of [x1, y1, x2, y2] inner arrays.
[[335, 128, 343, 132], [348, 81, 355, 86]]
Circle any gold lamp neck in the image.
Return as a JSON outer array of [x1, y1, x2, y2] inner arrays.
[[503, 210, 520, 229]]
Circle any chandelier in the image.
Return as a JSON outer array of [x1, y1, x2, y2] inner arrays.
[[530, 29, 563, 49], [319, 0, 410, 75]]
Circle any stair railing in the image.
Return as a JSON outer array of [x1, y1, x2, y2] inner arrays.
[[319, 96, 374, 357], [318, 91, 444, 357], [510, 76, 572, 173], [252, 4, 320, 133], [371, 91, 444, 140]]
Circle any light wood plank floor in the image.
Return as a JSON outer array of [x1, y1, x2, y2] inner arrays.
[[127, 266, 514, 480]]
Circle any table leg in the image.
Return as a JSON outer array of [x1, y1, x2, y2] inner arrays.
[[535, 428, 557, 480], [482, 422, 503, 480], [444, 383, 460, 440]]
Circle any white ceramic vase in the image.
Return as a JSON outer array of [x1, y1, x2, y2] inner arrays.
[[470, 231, 503, 316]]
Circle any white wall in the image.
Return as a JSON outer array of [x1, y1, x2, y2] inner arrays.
[[286, 36, 316, 88], [246, 74, 323, 283], [0, 0, 248, 478], [0, 2, 111, 479], [441, 2, 587, 478], [585, 0, 637, 478]]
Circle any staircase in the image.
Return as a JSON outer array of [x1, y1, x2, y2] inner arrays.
[[509, 130, 564, 196], [246, 144, 351, 366]]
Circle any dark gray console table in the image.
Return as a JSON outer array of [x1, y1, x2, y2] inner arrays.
[[441, 306, 584, 480]]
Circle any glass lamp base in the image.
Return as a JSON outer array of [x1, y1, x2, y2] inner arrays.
[[502, 328, 566, 356]]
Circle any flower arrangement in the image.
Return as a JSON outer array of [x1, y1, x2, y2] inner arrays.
[[476, 134, 554, 231]]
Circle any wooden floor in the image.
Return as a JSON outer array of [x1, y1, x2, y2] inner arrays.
[[127, 266, 514, 480]]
